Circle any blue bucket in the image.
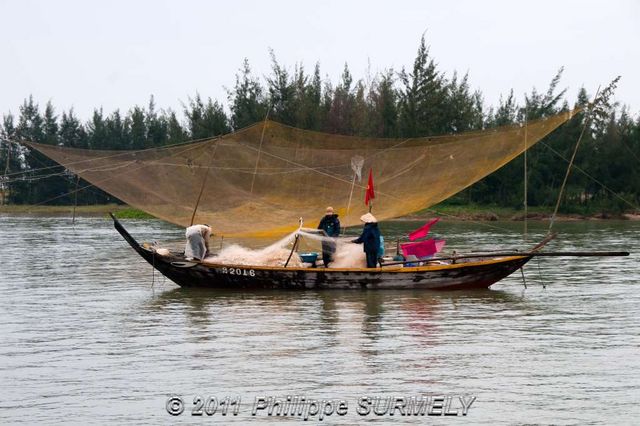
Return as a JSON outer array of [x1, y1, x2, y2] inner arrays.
[[299, 252, 319, 263]]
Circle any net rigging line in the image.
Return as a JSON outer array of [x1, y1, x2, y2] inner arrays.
[[421, 207, 523, 234], [540, 140, 640, 212], [231, 138, 405, 203]]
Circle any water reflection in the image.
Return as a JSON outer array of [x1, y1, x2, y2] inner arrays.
[[143, 286, 530, 360]]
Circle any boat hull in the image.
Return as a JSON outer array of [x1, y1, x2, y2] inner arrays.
[[152, 257, 530, 290], [111, 214, 529, 291]]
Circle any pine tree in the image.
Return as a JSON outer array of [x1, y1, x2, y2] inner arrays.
[[43, 102, 59, 146], [105, 110, 128, 150], [296, 62, 323, 130], [490, 90, 517, 127], [444, 72, 483, 133], [167, 110, 188, 145], [15, 99, 78, 204], [185, 94, 229, 139], [325, 63, 357, 134], [201, 98, 230, 137], [128, 106, 147, 149], [146, 96, 168, 147], [60, 109, 88, 148], [87, 108, 108, 149], [14, 97, 45, 203], [371, 70, 399, 138], [266, 50, 298, 126], [227, 59, 267, 130], [1, 113, 20, 204], [398, 35, 447, 137]]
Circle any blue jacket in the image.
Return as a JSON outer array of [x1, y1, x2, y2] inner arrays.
[[352, 223, 380, 253], [318, 214, 341, 237]]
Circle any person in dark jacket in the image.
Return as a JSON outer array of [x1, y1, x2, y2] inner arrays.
[[317, 206, 341, 267], [352, 213, 381, 268]]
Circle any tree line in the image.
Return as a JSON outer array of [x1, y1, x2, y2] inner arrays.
[[1, 36, 639, 213]]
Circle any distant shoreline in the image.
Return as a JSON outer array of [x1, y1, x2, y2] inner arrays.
[[1, 204, 638, 222], [0, 204, 153, 219], [402, 204, 640, 222]]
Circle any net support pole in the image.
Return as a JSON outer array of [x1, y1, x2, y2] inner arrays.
[[72, 174, 80, 225], [1, 138, 11, 206], [548, 88, 599, 234], [523, 116, 528, 241], [190, 140, 219, 226]]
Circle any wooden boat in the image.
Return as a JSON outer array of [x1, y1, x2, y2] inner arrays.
[[111, 214, 538, 291]]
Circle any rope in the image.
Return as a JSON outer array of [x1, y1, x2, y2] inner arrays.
[[421, 207, 517, 233], [618, 137, 640, 164], [239, 141, 364, 184], [541, 140, 640, 211], [235, 139, 407, 202]]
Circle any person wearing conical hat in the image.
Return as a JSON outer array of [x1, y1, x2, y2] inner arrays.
[[352, 213, 381, 268], [317, 206, 341, 267]]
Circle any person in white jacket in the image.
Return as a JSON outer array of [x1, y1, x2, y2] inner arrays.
[[184, 224, 212, 260]]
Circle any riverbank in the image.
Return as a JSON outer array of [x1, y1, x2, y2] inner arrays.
[[398, 203, 640, 222], [0, 204, 154, 218], [1, 203, 638, 221]]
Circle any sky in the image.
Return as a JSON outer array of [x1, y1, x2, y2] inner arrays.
[[2, 0, 639, 121]]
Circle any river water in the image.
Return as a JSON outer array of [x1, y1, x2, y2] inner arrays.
[[1, 215, 638, 424]]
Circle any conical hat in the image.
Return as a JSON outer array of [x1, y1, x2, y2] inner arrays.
[[360, 213, 377, 223]]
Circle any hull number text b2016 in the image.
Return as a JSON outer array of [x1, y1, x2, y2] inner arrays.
[[221, 267, 256, 277]]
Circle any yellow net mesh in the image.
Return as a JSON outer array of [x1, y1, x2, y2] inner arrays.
[[28, 109, 578, 237]]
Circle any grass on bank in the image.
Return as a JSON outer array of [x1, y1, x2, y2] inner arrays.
[[419, 203, 549, 220], [407, 201, 639, 221], [0, 204, 154, 219]]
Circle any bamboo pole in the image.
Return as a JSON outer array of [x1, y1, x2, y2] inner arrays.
[[523, 114, 528, 240], [284, 234, 300, 268], [71, 174, 80, 225], [549, 87, 600, 234], [382, 250, 629, 267], [190, 140, 219, 226]]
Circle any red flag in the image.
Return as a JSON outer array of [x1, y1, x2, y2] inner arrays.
[[408, 218, 440, 241], [365, 168, 375, 206], [401, 239, 446, 258]]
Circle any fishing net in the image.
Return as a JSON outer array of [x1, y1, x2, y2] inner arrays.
[[197, 228, 364, 268], [27, 110, 578, 237]]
